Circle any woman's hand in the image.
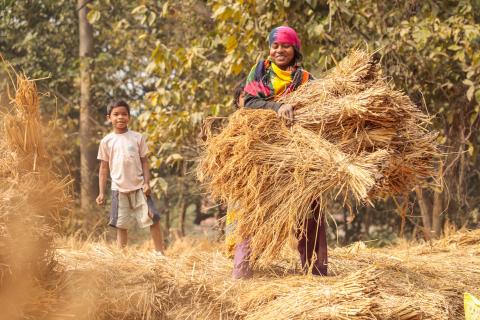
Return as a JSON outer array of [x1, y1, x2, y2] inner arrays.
[[277, 103, 295, 126]]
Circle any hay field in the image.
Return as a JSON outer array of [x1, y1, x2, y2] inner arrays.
[[1, 58, 477, 320], [54, 230, 480, 320]]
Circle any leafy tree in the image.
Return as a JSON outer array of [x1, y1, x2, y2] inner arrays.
[[2, 0, 479, 240], [140, 0, 480, 238]]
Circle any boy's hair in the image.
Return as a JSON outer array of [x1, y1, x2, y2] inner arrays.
[[107, 100, 130, 116], [233, 81, 245, 109]]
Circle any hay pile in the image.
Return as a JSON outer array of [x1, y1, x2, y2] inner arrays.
[[0, 73, 71, 318], [197, 50, 439, 263], [56, 229, 480, 319]]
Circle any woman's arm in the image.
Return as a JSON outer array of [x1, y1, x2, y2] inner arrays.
[[244, 93, 295, 125], [243, 93, 282, 112]]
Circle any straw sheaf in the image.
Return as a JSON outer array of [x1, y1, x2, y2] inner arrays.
[[198, 50, 440, 265], [2, 75, 46, 171]]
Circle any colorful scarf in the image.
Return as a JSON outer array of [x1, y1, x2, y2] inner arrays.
[[244, 58, 312, 100]]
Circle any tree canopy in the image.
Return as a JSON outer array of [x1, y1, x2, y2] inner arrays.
[[1, 0, 479, 241]]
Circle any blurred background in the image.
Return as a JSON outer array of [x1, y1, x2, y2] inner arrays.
[[1, 0, 479, 245]]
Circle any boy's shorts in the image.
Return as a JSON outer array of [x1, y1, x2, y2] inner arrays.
[[109, 189, 161, 229]]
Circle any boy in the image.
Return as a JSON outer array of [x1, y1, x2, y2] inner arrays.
[[96, 100, 164, 253]]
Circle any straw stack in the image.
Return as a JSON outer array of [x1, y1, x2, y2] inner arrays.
[[0, 73, 71, 318], [56, 229, 480, 319], [197, 50, 439, 264]]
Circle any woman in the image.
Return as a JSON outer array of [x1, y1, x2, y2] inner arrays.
[[233, 26, 328, 279], [243, 26, 313, 123]]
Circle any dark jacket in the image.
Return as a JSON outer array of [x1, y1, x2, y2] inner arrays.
[[243, 93, 282, 112]]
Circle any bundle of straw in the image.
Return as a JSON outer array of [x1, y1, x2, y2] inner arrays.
[[0, 73, 71, 319], [198, 50, 439, 264], [2, 75, 46, 172]]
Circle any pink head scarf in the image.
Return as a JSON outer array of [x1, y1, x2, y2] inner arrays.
[[268, 26, 301, 50]]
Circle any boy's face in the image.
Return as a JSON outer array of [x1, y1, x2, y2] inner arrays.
[[107, 106, 130, 131]]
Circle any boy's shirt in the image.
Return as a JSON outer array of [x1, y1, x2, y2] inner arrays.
[[97, 130, 148, 193]]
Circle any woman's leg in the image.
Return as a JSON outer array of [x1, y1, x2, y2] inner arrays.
[[232, 238, 253, 279], [297, 202, 328, 275]]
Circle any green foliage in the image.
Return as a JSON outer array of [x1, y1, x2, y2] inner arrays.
[[118, 0, 480, 232], [2, 0, 479, 236], [0, 0, 80, 178]]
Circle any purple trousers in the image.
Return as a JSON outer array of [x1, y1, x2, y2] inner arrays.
[[232, 202, 328, 279]]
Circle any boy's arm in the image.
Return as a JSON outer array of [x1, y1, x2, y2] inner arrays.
[[96, 160, 109, 205], [141, 157, 151, 196]]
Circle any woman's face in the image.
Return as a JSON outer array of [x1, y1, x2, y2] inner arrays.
[[269, 42, 295, 69]]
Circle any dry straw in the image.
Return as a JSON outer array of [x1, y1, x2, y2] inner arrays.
[[56, 229, 480, 319], [197, 50, 440, 265], [0, 72, 71, 319], [3, 75, 46, 172]]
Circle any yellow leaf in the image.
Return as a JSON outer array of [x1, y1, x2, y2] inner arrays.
[[467, 85, 475, 101], [231, 62, 243, 75], [166, 153, 183, 164], [467, 141, 474, 157], [132, 5, 147, 14], [148, 12, 156, 26], [87, 9, 101, 24], [149, 92, 159, 106], [162, 2, 169, 17], [225, 35, 238, 53], [212, 6, 227, 19]]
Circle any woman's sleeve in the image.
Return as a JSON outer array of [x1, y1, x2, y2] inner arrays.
[[244, 93, 282, 112], [243, 60, 282, 112]]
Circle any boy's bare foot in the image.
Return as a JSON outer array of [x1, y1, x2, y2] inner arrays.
[[152, 251, 166, 260]]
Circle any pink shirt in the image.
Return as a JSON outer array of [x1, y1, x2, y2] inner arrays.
[[97, 130, 148, 192]]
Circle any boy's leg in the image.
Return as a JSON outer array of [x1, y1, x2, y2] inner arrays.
[[232, 238, 253, 279], [112, 191, 135, 247], [117, 228, 128, 248], [150, 221, 165, 252]]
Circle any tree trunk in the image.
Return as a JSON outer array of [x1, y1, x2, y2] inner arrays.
[[432, 189, 443, 238], [396, 195, 408, 238], [164, 196, 171, 231], [177, 163, 187, 236], [415, 186, 432, 240], [364, 206, 371, 237], [178, 192, 186, 237], [432, 164, 444, 238], [78, 0, 96, 212], [343, 208, 351, 244]]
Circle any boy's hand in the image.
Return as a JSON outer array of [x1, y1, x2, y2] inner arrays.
[[143, 183, 151, 196], [96, 193, 105, 206]]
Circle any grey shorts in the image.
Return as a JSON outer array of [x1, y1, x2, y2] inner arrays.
[[109, 190, 161, 229]]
